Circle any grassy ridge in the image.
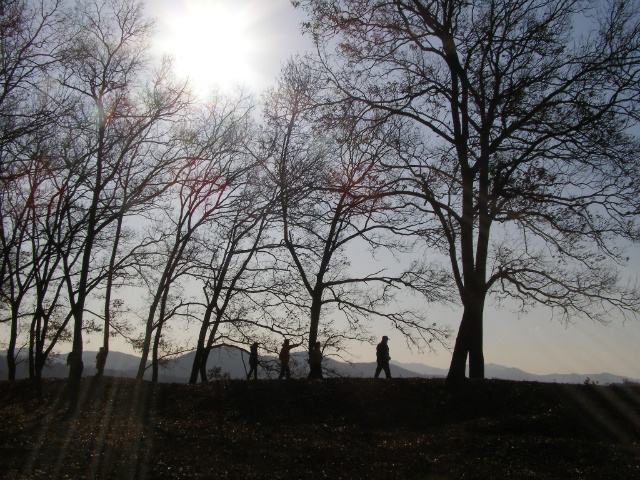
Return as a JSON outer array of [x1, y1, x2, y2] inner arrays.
[[0, 377, 639, 479]]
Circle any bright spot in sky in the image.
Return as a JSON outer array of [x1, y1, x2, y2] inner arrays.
[[153, 1, 257, 93], [149, 0, 310, 96]]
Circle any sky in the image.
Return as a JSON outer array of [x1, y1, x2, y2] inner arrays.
[[146, 0, 313, 95], [120, 0, 640, 380]]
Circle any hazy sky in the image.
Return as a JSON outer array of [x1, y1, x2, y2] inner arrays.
[[146, 0, 313, 94], [130, 0, 640, 379]]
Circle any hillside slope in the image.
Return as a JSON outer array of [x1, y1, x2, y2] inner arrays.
[[3, 349, 636, 384], [0, 377, 639, 479]]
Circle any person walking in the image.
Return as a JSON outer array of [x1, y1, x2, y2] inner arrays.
[[308, 342, 323, 379], [278, 339, 302, 379], [95, 347, 107, 376], [374, 336, 392, 378], [247, 342, 259, 380]]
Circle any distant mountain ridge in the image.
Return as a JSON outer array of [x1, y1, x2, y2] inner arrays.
[[1, 349, 636, 385]]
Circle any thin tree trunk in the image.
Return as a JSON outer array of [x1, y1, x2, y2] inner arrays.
[[7, 309, 18, 380], [69, 96, 107, 383], [189, 305, 215, 384], [200, 315, 222, 382], [136, 293, 163, 379], [137, 242, 183, 379], [151, 321, 163, 382], [101, 216, 123, 375]]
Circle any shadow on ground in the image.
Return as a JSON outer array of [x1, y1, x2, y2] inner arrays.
[[0, 377, 638, 479]]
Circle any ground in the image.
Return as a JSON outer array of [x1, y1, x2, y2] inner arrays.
[[0, 377, 638, 479]]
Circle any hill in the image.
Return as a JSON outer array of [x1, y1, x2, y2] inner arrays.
[[2, 348, 635, 385], [0, 377, 638, 479]]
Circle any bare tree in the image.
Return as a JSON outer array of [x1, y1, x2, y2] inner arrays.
[[0, 0, 67, 380], [263, 59, 452, 363], [297, 0, 640, 382], [91, 57, 191, 377], [2, 130, 79, 392], [56, 0, 189, 381], [187, 186, 273, 383], [134, 93, 256, 381], [1, 152, 38, 380], [0, 0, 64, 168], [25, 147, 72, 389]]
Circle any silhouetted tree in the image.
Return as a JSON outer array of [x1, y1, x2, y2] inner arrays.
[[187, 197, 272, 383], [25, 148, 73, 388], [93, 56, 191, 379], [263, 59, 452, 359], [135, 93, 256, 381], [57, 0, 189, 382], [0, 0, 68, 381], [297, 0, 640, 382], [0, 0, 63, 164], [1, 153, 38, 380]]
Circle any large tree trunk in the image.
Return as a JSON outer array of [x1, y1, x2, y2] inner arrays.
[[189, 348, 205, 384], [467, 306, 485, 379], [199, 348, 211, 382], [68, 115, 102, 382], [33, 349, 47, 403], [446, 293, 485, 384], [309, 293, 322, 353], [446, 309, 471, 383], [69, 304, 85, 383], [136, 317, 154, 380], [6, 350, 16, 381]]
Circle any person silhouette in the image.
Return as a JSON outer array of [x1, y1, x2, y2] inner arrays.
[[95, 347, 107, 376], [374, 336, 392, 378], [278, 339, 301, 380], [247, 342, 259, 380], [67, 350, 84, 377]]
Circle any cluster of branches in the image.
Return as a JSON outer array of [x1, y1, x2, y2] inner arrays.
[[296, 0, 640, 382], [5, 0, 639, 388], [0, 0, 451, 390]]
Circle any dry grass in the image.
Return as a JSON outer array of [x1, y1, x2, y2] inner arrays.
[[0, 377, 639, 479]]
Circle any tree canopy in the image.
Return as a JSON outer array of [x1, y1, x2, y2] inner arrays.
[[295, 0, 640, 381], [1, 0, 639, 386]]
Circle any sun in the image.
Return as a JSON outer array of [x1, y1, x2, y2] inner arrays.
[[153, 1, 260, 94]]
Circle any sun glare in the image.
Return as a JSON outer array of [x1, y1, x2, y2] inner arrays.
[[155, 1, 259, 94]]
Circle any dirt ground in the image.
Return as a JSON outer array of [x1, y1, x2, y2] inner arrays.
[[0, 376, 638, 479]]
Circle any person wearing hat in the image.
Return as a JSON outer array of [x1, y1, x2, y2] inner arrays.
[[374, 335, 392, 378], [278, 339, 302, 379], [247, 342, 259, 380]]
